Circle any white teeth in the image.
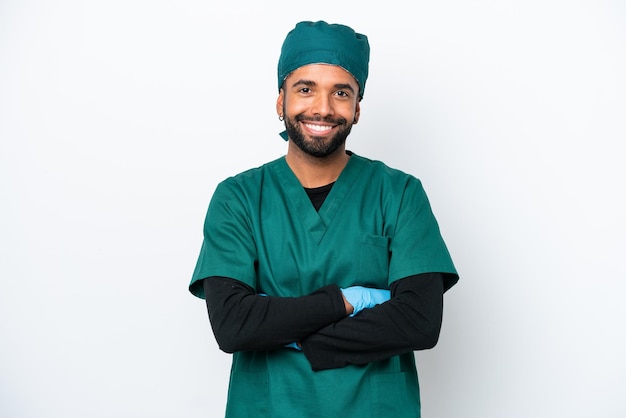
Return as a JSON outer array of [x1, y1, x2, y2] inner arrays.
[[304, 123, 332, 132]]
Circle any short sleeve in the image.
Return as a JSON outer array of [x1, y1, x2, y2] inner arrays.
[[188, 180, 258, 299], [388, 178, 458, 291]]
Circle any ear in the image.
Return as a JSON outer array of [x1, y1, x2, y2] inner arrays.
[[353, 100, 361, 124], [276, 90, 285, 118]]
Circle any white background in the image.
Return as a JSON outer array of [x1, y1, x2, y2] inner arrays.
[[1, 1, 625, 417]]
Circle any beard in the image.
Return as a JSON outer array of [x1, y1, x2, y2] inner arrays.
[[284, 113, 353, 158]]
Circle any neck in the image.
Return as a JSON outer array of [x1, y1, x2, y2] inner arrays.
[[285, 142, 350, 188]]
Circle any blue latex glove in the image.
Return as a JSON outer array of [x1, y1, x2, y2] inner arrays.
[[341, 286, 391, 317], [284, 342, 302, 351]]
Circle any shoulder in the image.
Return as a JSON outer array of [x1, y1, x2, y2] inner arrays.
[[350, 153, 424, 190], [214, 157, 283, 196]]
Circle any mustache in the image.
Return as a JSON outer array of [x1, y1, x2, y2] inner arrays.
[[294, 114, 348, 125]]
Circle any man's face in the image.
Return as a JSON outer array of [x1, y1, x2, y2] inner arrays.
[[277, 64, 361, 158]]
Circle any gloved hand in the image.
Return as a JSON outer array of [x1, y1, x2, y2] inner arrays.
[[341, 286, 391, 317], [284, 342, 302, 351]]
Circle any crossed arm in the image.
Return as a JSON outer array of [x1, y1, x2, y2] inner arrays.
[[203, 272, 444, 371]]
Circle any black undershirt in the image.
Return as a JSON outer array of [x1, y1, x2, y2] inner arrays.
[[303, 182, 335, 211], [202, 182, 446, 370]]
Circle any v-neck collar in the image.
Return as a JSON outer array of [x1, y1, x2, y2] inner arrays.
[[273, 153, 365, 244]]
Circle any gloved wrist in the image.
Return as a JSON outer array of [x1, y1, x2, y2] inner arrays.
[[341, 286, 390, 317]]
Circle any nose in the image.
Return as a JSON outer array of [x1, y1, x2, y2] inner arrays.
[[311, 94, 334, 117]]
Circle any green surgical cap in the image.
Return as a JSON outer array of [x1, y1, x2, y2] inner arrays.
[[277, 21, 370, 98]]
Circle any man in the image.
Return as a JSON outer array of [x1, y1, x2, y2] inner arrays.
[[189, 20, 459, 417]]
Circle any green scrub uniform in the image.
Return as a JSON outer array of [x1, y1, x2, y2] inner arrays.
[[190, 153, 457, 417]]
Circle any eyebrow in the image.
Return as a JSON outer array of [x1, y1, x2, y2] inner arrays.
[[291, 79, 356, 94]]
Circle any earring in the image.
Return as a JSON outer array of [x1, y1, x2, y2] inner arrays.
[[279, 115, 284, 121]]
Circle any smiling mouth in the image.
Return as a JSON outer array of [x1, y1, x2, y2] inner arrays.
[[303, 122, 334, 134]]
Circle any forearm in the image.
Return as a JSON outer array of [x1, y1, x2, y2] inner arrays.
[[203, 277, 347, 353], [301, 273, 445, 371]]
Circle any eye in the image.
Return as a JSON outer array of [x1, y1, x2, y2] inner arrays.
[[336, 90, 350, 98], [299, 87, 312, 94]]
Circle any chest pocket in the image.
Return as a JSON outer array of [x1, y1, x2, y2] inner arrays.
[[357, 234, 390, 286]]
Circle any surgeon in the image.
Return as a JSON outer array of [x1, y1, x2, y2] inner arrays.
[[189, 20, 459, 418]]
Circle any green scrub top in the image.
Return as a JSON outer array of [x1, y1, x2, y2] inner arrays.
[[190, 153, 458, 417]]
